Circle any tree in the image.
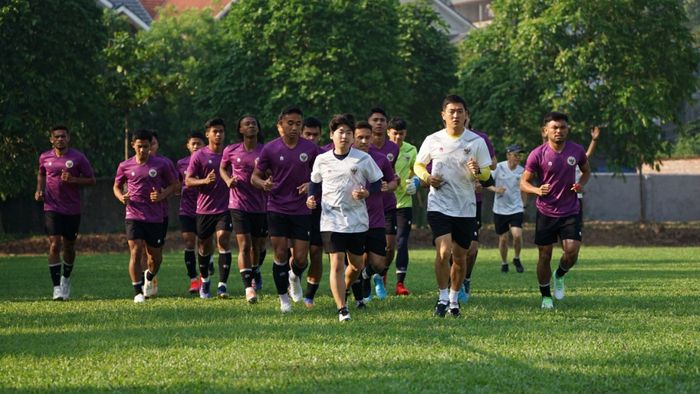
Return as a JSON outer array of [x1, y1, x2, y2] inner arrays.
[[0, 0, 108, 200], [458, 0, 699, 170]]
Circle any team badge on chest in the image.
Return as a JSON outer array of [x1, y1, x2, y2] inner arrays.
[[65, 160, 74, 169], [299, 153, 308, 162], [148, 168, 158, 177], [567, 156, 576, 166]]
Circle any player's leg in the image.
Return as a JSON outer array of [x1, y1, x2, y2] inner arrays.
[[511, 220, 524, 273], [287, 215, 311, 303], [304, 244, 323, 309], [394, 207, 412, 295], [128, 238, 146, 303], [381, 209, 397, 292], [180, 215, 199, 293], [45, 212, 63, 300], [215, 223, 233, 299], [427, 212, 452, 317], [553, 214, 583, 300], [142, 222, 165, 299]]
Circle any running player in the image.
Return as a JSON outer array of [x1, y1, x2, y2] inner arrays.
[[113, 129, 179, 303], [251, 106, 319, 313], [220, 114, 266, 303], [176, 131, 207, 293], [520, 111, 591, 309], [35, 125, 95, 300], [185, 118, 233, 299], [414, 95, 492, 317], [307, 114, 383, 321], [387, 117, 418, 296]]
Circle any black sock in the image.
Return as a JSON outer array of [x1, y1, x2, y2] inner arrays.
[[146, 270, 155, 281], [556, 259, 569, 278], [198, 254, 211, 279], [304, 281, 319, 300], [49, 264, 61, 286], [258, 249, 267, 267], [290, 260, 306, 277], [133, 281, 143, 295], [240, 269, 253, 288], [397, 272, 406, 283], [219, 252, 232, 283], [351, 279, 363, 301], [540, 283, 552, 297], [184, 249, 197, 279], [62, 263, 74, 278], [272, 263, 288, 295], [338, 306, 349, 315]]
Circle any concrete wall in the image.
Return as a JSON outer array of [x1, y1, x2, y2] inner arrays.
[[2, 173, 699, 235]]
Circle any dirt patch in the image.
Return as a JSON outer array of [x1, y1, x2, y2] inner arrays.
[[1, 222, 698, 256]]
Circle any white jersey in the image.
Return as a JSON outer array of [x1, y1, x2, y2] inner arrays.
[[416, 128, 492, 217], [311, 148, 383, 233], [492, 161, 525, 215]]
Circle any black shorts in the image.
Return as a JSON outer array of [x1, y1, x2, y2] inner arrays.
[[427, 211, 478, 249], [267, 212, 310, 241], [384, 209, 398, 236], [534, 211, 582, 245], [321, 232, 365, 255], [160, 216, 169, 246], [494, 212, 524, 235], [44, 211, 80, 241], [179, 215, 197, 234], [475, 201, 482, 230], [230, 209, 268, 238], [309, 207, 323, 246], [126, 220, 164, 248], [365, 227, 387, 256], [196, 212, 232, 240]]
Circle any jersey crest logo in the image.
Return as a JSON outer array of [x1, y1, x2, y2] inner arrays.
[[463, 148, 471, 155], [547, 161, 553, 167], [65, 160, 74, 169], [299, 153, 309, 162], [387, 153, 394, 162], [280, 156, 285, 161], [567, 156, 576, 166], [351, 167, 358, 175], [148, 169, 158, 178]]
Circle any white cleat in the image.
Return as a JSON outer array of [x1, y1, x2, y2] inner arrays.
[[245, 287, 257, 304], [553, 273, 565, 300], [288, 272, 303, 303], [60, 276, 71, 300], [134, 293, 146, 303], [143, 271, 155, 298], [52, 286, 63, 301], [280, 296, 292, 313]]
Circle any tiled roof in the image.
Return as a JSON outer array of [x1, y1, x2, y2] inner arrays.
[[141, 0, 168, 18], [643, 158, 700, 174]]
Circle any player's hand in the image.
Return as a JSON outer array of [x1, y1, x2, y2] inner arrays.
[[591, 126, 601, 140], [427, 174, 444, 189], [120, 192, 130, 205], [60, 169, 72, 183], [306, 195, 317, 209], [539, 183, 551, 196], [571, 183, 583, 193], [495, 186, 506, 194], [467, 158, 480, 176], [405, 178, 417, 195], [352, 185, 368, 200], [150, 187, 161, 202], [205, 169, 216, 184], [297, 182, 309, 195], [261, 177, 274, 192], [35, 190, 44, 201], [380, 181, 390, 192], [226, 176, 237, 188], [475, 182, 483, 193]]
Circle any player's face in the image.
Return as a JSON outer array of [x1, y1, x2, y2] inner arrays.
[[442, 103, 468, 131], [186, 137, 204, 154], [506, 151, 522, 165], [302, 126, 321, 145], [388, 128, 406, 146], [332, 125, 354, 151], [150, 137, 159, 155], [206, 125, 225, 145], [277, 113, 303, 142], [368, 113, 387, 144], [353, 128, 372, 152], [239, 117, 259, 139], [50, 129, 69, 150], [543, 120, 569, 143], [132, 139, 151, 161]]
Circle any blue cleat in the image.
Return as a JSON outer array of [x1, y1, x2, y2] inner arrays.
[[199, 280, 211, 299], [373, 274, 387, 300]]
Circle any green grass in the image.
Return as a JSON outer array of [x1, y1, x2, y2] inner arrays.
[[1, 247, 699, 393]]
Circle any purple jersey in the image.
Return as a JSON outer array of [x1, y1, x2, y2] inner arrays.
[[370, 140, 399, 212], [152, 155, 177, 218], [472, 130, 495, 203], [221, 142, 266, 213], [366, 150, 394, 229], [114, 156, 176, 223], [38, 148, 94, 215], [525, 141, 587, 217], [321, 142, 334, 152], [256, 137, 319, 215], [187, 146, 229, 215], [177, 156, 198, 217]]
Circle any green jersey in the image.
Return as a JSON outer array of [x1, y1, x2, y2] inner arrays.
[[394, 141, 417, 209]]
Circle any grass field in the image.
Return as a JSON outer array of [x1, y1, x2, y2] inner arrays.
[[1, 246, 698, 393]]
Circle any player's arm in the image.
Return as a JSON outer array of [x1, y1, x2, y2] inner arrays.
[[35, 169, 45, 201], [250, 167, 273, 191], [219, 158, 236, 188], [185, 167, 215, 188], [520, 170, 549, 196], [113, 180, 129, 205], [62, 173, 96, 186], [586, 126, 600, 158], [574, 161, 592, 193]]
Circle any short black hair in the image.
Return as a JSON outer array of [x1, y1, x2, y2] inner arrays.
[[368, 107, 387, 120], [329, 114, 355, 132], [131, 129, 153, 143], [354, 120, 372, 131], [441, 94, 468, 112], [50, 125, 69, 135], [542, 111, 569, 125], [205, 118, 225, 130], [303, 116, 323, 129], [388, 117, 407, 131], [187, 131, 206, 143], [235, 114, 260, 141], [277, 106, 303, 122]]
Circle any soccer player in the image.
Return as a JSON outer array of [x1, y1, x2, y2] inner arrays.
[[307, 115, 383, 321], [489, 144, 527, 273], [251, 106, 319, 313], [520, 111, 591, 309], [414, 95, 492, 317], [177, 131, 207, 293], [113, 129, 179, 303], [35, 125, 95, 300], [387, 117, 418, 296], [185, 118, 234, 299], [301, 116, 325, 309], [368, 107, 399, 299], [220, 115, 267, 303], [352, 121, 397, 307]]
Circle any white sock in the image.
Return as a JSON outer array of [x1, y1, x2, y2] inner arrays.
[[449, 289, 459, 304], [279, 293, 290, 303], [438, 288, 448, 303]]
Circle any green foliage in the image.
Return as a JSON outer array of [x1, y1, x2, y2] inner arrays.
[[458, 0, 699, 168], [1, 247, 699, 391], [0, 0, 107, 199], [672, 119, 700, 157]]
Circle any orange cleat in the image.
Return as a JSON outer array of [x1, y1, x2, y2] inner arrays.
[[188, 277, 201, 294], [395, 282, 411, 296]]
